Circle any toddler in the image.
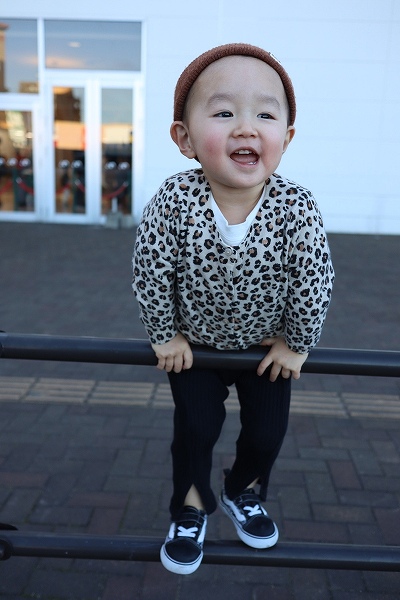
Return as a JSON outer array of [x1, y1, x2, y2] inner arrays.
[[132, 43, 334, 575]]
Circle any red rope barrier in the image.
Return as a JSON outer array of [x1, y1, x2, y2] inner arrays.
[[103, 181, 128, 200], [0, 180, 13, 194], [16, 178, 34, 195], [75, 180, 86, 193]]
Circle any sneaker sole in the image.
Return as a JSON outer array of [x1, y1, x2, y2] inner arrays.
[[219, 497, 279, 550], [160, 544, 203, 575]]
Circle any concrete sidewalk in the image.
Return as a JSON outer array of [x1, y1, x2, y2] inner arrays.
[[0, 223, 399, 599]]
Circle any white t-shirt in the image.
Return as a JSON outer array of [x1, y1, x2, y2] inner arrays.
[[211, 189, 265, 246]]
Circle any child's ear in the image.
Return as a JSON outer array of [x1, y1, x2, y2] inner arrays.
[[282, 126, 295, 154], [170, 121, 197, 159]]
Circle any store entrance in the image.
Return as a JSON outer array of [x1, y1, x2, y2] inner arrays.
[[45, 72, 140, 224]]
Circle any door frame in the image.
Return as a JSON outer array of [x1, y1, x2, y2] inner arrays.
[[42, 69, 144, 224]]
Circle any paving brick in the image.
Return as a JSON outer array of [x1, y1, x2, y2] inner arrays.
[[305, 472, 337, 504], [141, 562, 180, 600], [348, 522, 385, 545], [350, 449, 384, 476], [26, 568, 106, 600], [142, 438, 171, 464], [65, 445, 117, 462], [87, 508, 125, 535], [68, 492, 128, 509], [1, 444, 42, 471], [362, 571, 400, 596], [283, 520, 349, 543], [321, 436, 370, 451], [40, 472, 81, 505], [29, 506, 92, 526], [75, 462, 110, 492], [0, 471, 48, 488], [272, 470, 305, 487], [102, 575, 142, 600], [382, 464, 400, 478], [338, 489, 398, 509], [300, 447, 350, 461], [313, 503, 374, 524], [181, 579, 254, 600], [332, 592, 400, 600], [326, 567, 365, 593], [279, 486, 312, 520], [0, 557, 39, 595], [371, 440, 400, 465], [290, 568, 331, 600], [0, 488, 41, 523], [328, 460, 362, 490], [253, 584, 294, 600], [373, 507, 400, 545]]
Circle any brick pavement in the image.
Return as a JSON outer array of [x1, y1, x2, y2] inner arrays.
[[0, 223, 399, 599]]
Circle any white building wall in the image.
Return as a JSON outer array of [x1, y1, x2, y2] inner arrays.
[[3, 0, 400, 233]]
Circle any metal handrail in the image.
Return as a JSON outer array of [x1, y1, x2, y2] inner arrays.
[[0, 531, 399, 571], [1, 332, 400, 377]]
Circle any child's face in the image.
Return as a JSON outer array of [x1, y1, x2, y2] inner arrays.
[[171, 55, 295, 201]]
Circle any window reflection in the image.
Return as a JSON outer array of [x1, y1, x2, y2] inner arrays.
[[0, 110, 34, 211], [45, 21, 141, 71], [0, 20, 38, 94], [101, 88, 133, 215], [53, 87, 86, 214]]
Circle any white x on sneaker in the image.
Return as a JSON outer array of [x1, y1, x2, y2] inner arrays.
[[220, 487, 278, 549]]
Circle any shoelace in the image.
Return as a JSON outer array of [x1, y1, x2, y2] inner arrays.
[[236, 490, 266, 518], [243, 504, 263, 517], [177, 525, 198, 538]]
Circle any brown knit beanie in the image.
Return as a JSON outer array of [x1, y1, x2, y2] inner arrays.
[[173, 43, 296, 126]]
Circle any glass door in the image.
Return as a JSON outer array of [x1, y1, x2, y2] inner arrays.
[[0, 109, 34, 213], [45, 73, 138, 224]]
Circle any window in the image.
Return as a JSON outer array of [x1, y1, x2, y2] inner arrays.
[[0, 20, 38, 94], [45, 20, 141, 71]]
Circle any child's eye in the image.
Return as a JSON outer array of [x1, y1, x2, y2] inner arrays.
[[258, 113, 273, 119], [214, 111, 233, 118]]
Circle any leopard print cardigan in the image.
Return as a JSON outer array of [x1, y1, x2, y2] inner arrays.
[[132, 169, 334, 354]]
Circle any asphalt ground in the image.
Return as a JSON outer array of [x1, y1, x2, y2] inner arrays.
[[0, 222, 399, 599]]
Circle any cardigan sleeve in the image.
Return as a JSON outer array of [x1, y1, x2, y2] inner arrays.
[[132, 184, 182, 345], [283, 192, 335, 354]]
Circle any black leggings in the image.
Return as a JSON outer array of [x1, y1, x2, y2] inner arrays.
[[167, 368, 291, 519]]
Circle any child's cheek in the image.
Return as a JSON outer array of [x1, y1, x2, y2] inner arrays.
[[201, 133, 223, 158]]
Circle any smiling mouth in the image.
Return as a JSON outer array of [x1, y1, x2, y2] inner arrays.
[[231, 149, 259, 165]]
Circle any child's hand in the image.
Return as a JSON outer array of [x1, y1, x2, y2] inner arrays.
[[257, 336, 308, 382], [151, 332, 193, 373]]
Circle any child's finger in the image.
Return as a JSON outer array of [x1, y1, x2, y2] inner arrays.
[[183, 347, 193, 370], [257, 356, 271, 376], [281, 367, 292, 379], [173, 354, 184, 373], [269, 363, 281, 382]]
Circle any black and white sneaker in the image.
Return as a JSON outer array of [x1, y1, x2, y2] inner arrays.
[[219, 487, 278, 549], [160, 506, 207, 575]]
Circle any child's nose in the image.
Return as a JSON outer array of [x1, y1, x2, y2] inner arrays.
[[233, 116, 258, 138]]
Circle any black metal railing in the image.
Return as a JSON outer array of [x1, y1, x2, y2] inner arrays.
[[0, 331, 399, 572], [1, 332, 400, 376], [0, 530, 398, 571]]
